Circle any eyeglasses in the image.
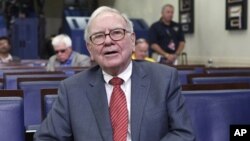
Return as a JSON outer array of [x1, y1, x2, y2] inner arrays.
[[55, 49, 67, 54], [89, 28, 130, 45]]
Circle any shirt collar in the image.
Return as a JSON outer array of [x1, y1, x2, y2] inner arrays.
[[102, 61, 133, 84], [0, 54, 13, 63], [60, 51, 74, 65]]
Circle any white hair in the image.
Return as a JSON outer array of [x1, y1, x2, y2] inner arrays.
[[84, 6, 134, 43], [52, 34, 72, 48]]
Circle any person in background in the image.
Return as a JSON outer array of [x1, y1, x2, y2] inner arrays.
[[35, 6, 195, 141], [132, 38, 155, 62], [46, 34, 91, 71], [149, 4, 185, 65], [0, 36, 20, 63]]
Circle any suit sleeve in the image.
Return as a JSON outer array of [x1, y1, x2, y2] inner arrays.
[[34, 81, 73, 141], [161, 69, 195, 141]]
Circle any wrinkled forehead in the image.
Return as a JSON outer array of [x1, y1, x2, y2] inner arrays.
[[89, 12, 128, 33]]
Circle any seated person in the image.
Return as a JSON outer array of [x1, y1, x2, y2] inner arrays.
[[46, 34, 91, 71], [0, 36, 20, 63], [132, 38, 155, 62]]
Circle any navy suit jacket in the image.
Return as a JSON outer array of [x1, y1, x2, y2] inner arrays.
[[35, 61, 195, 141]]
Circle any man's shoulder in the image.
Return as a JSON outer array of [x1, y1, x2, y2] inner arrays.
[[48, 55, 57, 61], [150, 20, 162, 28], [73, 52, 90, 59]]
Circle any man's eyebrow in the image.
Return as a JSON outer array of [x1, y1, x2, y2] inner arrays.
[[91, 27, 125, 35]]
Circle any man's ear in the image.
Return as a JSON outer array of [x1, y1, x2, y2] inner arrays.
[[130, 32, 136, 43], [130, 33, 136, 51], [86, 43, 95, 61]]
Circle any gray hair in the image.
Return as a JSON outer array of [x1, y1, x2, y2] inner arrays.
[[84, 6, 134, 43], [52, 34, 72, 48], [161, 4, 174, 14]]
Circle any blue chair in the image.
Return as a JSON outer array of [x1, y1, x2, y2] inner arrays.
[[206, 68, 250, 74], [18, 78, 65, 127], [44, 95, 58, 117], [192, 76, 250, 84], [178, 69, 195, 85], [0, 67, 46, 78], [188, 73, 250, 84], [0, 96, 25, 141], [41, 88, 58, 119], [0, 78, 3, 89], [4, 73, 67, 89], [183, 89, 250, 141]]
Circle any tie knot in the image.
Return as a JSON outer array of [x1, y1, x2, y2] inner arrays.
[[109, 77, 124, 86]]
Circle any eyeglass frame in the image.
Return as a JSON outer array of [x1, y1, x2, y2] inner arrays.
[[89, 28, 131, 45], [54, 48, 67, 54]]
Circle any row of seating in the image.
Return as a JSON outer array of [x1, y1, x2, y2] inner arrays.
[[0, 89, 58, 141], [2, 88, 250, 141], [0, 90, 25, 141], [173, 65, 250, 85]]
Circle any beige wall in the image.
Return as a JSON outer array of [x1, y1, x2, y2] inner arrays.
[[111, 0, 250, 66]]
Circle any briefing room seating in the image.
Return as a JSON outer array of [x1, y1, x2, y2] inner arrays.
[[187, 73, 250, 84], [182, 83, 250, 91], [175, 64, 205, 74], [18, 77, 66, 127], [4, 71, 66, 89], [0, 90, 25, 141], [130, 18, 149, 40], [183, 89, 250, 141], [0, 78, 3, 89], [0, 66, 46, 78], [177, 68, 196, 85], [11, 18, 39, 59], [41, 88, 58, 119], [205, 67, 250, 74]]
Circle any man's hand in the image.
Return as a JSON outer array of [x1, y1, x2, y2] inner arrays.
[[164, 53, 177, 64]]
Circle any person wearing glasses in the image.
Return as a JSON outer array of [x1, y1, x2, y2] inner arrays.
[[35, 6, 195, 141], [46, 34, 91, 71]]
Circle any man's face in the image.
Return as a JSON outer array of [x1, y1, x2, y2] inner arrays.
[[162, 6, 174, 23], [54, 43, 72, 63], [87, 12, 135, 74], [0, 39, 10, 54], [135, 42, 149, 60]]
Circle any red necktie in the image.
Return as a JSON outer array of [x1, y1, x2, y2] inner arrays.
[[109, 77, 128, 141]]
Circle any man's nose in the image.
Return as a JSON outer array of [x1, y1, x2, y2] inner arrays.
[[104, 34, 113, 45]]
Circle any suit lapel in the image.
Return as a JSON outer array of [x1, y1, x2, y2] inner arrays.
[[86, 67, 113, 141], [130, 62, 150, 141]]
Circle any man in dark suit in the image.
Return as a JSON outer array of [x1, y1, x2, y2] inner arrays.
[[34, 6, 195, 141]]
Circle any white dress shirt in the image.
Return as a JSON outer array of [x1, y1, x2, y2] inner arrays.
[[102, 61, 132, 141], [0, 54, 13, 63]]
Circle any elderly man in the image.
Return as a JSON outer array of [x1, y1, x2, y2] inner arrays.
[[0, 36, 20, 63], [132, 38, 155, 62], [35, 6, 195, 141], [46, 34, 91, 71]]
